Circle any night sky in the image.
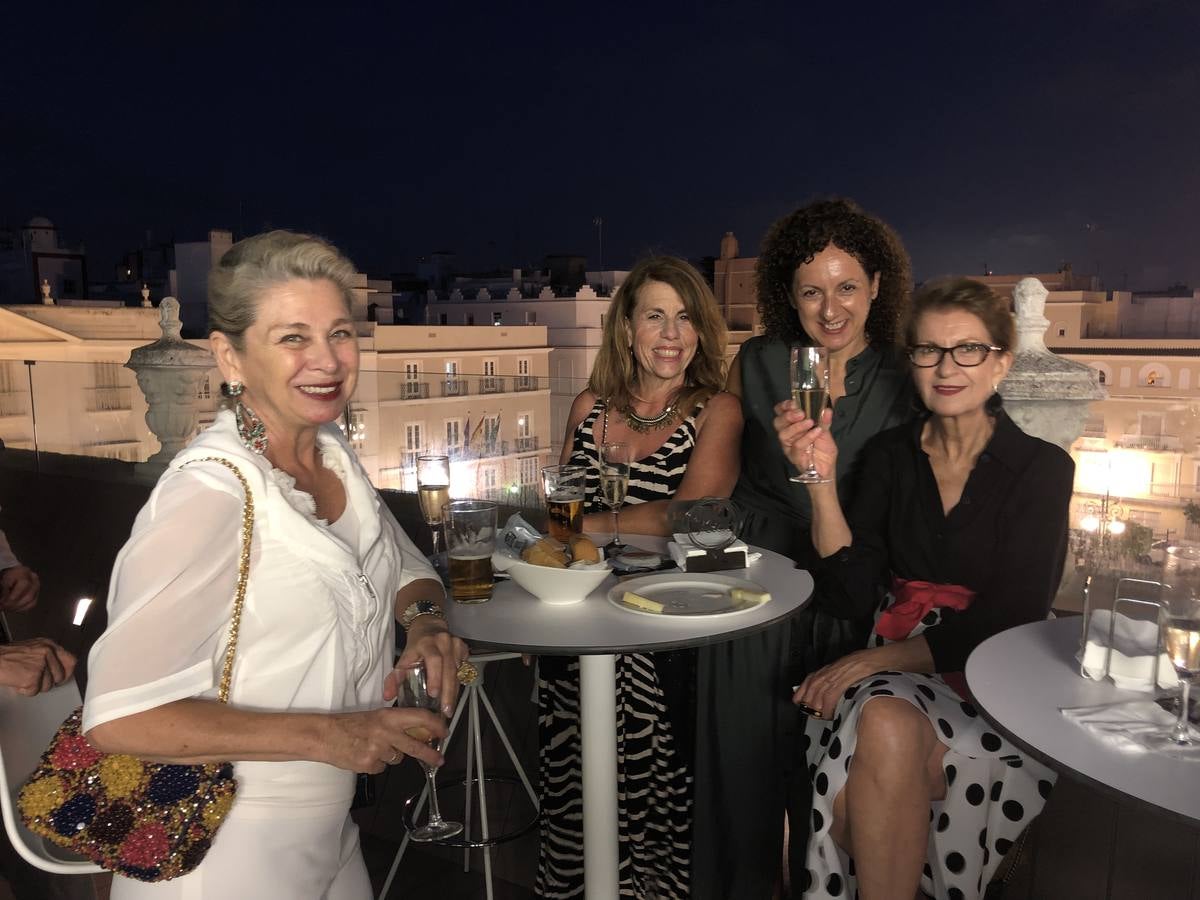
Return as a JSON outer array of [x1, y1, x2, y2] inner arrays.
[[3, 1, 1198, 289]]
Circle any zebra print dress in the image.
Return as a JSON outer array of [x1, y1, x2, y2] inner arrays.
[[536, 400, 701, 898]]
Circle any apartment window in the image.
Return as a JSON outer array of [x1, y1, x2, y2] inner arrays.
[[445, 418, 461, 455], [525, 311, 537, 325], [405, 362, 420, 383], [1057, 328, 1066, 337], [481, 358, 500, 393], [516, 412, 535, 451], [516, 357, 533, 391], [1098, 370, 1107, 384], [483, 414, 500, 453], [89, 362, 130, 412], [520, 456, 539, 485], [492, 311, 503, 326], [404, 423, 423, 468], [482, 467, 498, 496], [1147, 370, 1160, 386], [196, 376, 212, 401]]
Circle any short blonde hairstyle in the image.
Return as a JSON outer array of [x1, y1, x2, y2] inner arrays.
[[207, 230, 358, 347], [587, 256, 728, 415]]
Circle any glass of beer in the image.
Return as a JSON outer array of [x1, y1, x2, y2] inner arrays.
[[442, 500, 497, 603], [541, 465, 586, 543]]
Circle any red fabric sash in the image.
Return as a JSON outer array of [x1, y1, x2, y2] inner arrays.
[[876, 578, 975, 641], [878, 577, 976, 700]]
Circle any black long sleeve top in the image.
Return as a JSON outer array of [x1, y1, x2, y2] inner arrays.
[[815, 410, 1075, 672]]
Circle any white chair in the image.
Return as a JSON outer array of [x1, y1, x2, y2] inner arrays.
[[378, 651, 538, 900], [0, 677, 103, 875]]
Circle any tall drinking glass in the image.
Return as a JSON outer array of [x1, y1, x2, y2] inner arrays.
[[599, 442, 632, 553], [789, 345, 832, 484], [443, 500, 497, 603], [416, 455, 451, 562], [1150, 548, 1200, 751], [395, 660, 463, 842], [541, 464, 586, 543]]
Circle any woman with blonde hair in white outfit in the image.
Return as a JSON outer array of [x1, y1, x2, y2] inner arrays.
[[84, 230, 470, 898]]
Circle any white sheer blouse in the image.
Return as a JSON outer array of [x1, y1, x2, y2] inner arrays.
[[83, 413, 438, 754]]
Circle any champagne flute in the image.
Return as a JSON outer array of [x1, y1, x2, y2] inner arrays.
[[395, 660, 464, 842], [789, 345, 832, 484], [1149, 554, 1200, 752], [599, 442, 631, 554], [416, 455, 451, 565]]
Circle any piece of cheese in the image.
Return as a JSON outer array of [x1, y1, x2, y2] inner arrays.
[[730, 588, 770, 606], [621, 591, 664, 613]]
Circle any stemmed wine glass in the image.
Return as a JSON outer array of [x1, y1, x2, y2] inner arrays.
[[788, 345, 832, 484], [416, 455, 451, 566], [599, 442, 632, 554], [1149, 553, 1200, 752], [395, 660, 463, 842]]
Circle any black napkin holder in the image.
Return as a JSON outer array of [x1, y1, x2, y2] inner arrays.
[[684, 548, 748, 573]]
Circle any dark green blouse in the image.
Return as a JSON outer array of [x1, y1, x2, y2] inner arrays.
[[731, 336, 915, 566]]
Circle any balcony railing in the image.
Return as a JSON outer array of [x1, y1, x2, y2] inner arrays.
[[401, 382, 430, 400], [85, 386, 132, 412], [442, 379, 467, 398], [479, 376, 506, 394], [514, 375, 538, 392], [1115, 433, 1182, 452], [515, 435, 538, 452]]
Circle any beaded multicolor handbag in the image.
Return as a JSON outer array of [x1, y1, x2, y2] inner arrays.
[[18, 457, 253, 882]]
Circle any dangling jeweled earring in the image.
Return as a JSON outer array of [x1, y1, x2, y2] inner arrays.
[[221, 381, 267, 455]]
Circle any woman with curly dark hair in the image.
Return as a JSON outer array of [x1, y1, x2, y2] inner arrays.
[[691, 198, 917, 897]]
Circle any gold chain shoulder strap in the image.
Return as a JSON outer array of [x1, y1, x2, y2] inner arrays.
[[180, 456, 254, 704]]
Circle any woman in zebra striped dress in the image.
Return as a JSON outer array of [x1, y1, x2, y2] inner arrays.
[[536, 256, 743, 898]]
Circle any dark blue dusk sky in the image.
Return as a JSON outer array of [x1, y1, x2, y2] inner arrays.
[[2, 0, 1198, 289]]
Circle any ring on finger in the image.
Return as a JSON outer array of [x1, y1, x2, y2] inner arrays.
[[456, 660, 478, 685]]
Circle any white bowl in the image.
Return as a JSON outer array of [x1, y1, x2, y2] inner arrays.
[[505, 558, 612, 605]]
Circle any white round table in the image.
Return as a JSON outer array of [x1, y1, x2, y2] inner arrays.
[[966, 616, 1200, 825], [446, 536, 813, 898]]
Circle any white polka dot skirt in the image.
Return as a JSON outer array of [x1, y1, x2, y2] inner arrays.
[[799, 672, 1055, 900]]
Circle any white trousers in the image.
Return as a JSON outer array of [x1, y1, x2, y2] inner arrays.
[[111, 801, 371, 900]]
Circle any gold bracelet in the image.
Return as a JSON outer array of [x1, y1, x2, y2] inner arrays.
[[399, 599, 446, 632]]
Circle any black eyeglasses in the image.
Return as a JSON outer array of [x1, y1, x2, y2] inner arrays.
[[908, 342, 1004, 368]]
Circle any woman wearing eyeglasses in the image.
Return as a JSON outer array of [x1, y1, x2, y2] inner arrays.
[[774, 278, 1074, 900]]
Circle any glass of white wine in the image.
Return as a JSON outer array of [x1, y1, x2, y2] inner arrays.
[[395, 660, 464, 842], [788, 345, 832, 484], [599, 442, 632, 554], [1151, 551, 1200, 752], [416, 455, 451, 564]]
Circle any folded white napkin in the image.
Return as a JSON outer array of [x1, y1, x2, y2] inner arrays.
[[667, 533, 761, 569], [1061, 698, 1200, 756], [1078, 609, 1176, 691]]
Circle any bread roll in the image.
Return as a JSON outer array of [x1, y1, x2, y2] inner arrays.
[[568, 534, 601, 565], [522, 538, 568, 568]]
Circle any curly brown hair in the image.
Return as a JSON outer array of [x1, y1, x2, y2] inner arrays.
[[756, 197, 912, 347]]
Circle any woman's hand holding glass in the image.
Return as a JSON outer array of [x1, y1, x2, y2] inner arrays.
[[321, 705, 446, 774], [772, 400, 838, 484], [387, 618, 471, 718]]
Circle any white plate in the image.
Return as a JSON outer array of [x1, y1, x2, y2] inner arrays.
[[608, 573, 770, 617]]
